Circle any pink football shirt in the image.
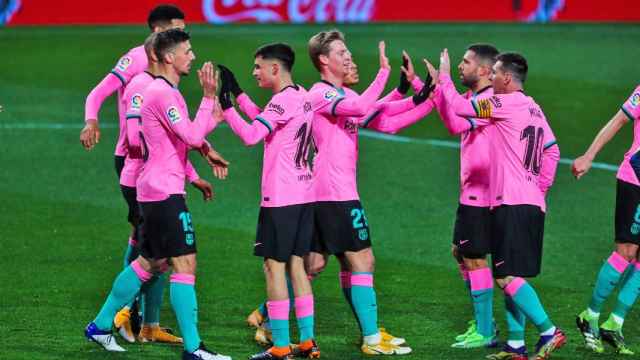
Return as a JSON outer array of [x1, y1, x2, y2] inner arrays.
[[617, 85, 640, 186]]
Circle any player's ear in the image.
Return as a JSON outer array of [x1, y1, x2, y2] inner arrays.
[[318, 54, 329, 67], [272, 62, 279, 77]]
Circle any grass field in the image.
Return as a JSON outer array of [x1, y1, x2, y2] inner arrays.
[[2, 23, 640, 359]]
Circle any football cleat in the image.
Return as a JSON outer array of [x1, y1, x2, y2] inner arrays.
[[249, 346, 293, 360], [247, 308, 265, 328], [85, 322, 126, 352], [534, 328, 566, 360], [291, 339, 320, 358], [138, 324, 183, 344], [455, 319, 477, 342], [114, 308, 136, 343], [254, 324, 273, 347], [600, 318, 634, 355], [576, 310, 604, 353], [486, 344, 528, 360], [183, 342, 232, 360], [451, 331, 498, 349], [361, 340, 412, 355], [379, 328, 406, 346]]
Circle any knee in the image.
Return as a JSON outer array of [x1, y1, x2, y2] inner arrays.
[[451, 245, 461, 261], [494, 276, 513, 289], [615, 244, 639, 262]]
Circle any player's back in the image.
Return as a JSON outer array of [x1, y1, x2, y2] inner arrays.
[[260, 85, 314, 207], [137, 77, 190, 202], [485, 92, 556, 211], [310, 81, 360, 202]]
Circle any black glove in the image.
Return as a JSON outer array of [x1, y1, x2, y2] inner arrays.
[[218, 64, 243, 97], [412, 73, 435, 105], [219, 89, 233, 110], [397, 55, 410, 95]]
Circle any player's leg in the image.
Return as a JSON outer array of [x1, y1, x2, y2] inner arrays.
[[85, 255, 155, 352], [139, 266, 183, 344], [578, 180, 640, 353], [289, 255, 320, 358]]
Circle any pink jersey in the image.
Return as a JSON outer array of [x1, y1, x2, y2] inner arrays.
[[433, 83, 494, 207], [440, 73, 559, 211], [224, 85, 314, 207], [617, 85, 640, 186], [308, 68, 390, 201], [136, 77, 216, 202], [120, 72, 199, 188]]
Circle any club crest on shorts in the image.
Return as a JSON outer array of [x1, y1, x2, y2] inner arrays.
[[358, 228, 369, 241], [631, 93, 640, 108], [131, 93, 143, 110], [116, 56, 132, 72], [167, 106, 181, 124]]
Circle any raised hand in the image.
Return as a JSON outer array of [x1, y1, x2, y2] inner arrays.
[[218, 65, 243, 97], [80, 120, 101, 150], [439, 48, 451, 77], [423, 59, 439, 86], [379, 41, 390, 70], [412, 72, 435, 105], [198, 61, 217, 99]]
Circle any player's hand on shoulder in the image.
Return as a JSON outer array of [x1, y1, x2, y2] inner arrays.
[[571, 154, 592, 179], [378, 41, 390, 70], [191, 178, 213, 201], [80, 119, 101, 150]]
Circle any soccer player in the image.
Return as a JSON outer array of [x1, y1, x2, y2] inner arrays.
[[419, 44, 501, 349], [305, 30, 411, 355], [573, 86, 640, 355], [85, 29, 231, 360], [80, 4, 187, 338], [218, 43, 318, 360], [437, 49, 564, 360]]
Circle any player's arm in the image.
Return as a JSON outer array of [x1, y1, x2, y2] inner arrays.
[[222, 105, 271, 146], [237, 93, 262, 119], [572, 109, 634, 179], [364, 99, 435, 134], [81, 73, 122, 149], [539, 141, 560, 195], [218, 64, 262, 118], [185, 162, 214, 201]]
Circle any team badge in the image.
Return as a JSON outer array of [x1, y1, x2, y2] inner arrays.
[[358, 228, 369, 241], [167, 106, 181, 124], [324, 89, 339, 101], [131, 94, 143, 110], [475, 99, 493, 118], [116, 56, 132, 72], [630, 93, 640, 108]]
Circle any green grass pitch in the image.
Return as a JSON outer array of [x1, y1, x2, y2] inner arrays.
[[1, 23, 640, 359]]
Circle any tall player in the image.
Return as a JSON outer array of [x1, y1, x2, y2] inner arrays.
[[80, 4, 187, 337], [573, 86, 640, 355], [305, 30, 411, 355], [219, 43, 319, 360], [85, 29, 231, 360], [421, 44, 500, 349], [437, 50, 564, 360]]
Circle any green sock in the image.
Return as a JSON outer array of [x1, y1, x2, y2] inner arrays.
[[94, 265, 144, 331], [170, 275, 201, 353]]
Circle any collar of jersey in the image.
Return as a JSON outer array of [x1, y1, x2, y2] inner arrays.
[[320, 80, 345, 96]]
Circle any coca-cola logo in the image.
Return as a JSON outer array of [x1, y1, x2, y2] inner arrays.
[[203, 0, 376, 24]]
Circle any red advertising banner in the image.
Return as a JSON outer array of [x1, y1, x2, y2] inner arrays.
[[2, 0, 639, 26]]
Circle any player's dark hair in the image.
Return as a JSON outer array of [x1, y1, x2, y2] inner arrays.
[[154, 29, 191, 63], [467, 43, 499, 66], [147, 4, 184, 30], [254, 43, 295, 72], [308, 29, 345, 71], [497, 52, 528, 84]]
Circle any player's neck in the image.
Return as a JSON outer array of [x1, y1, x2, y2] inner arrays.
[[272, 74, 294, 94], [320, 70, 343, 88], [156, 65, 181, 87], [471, 79, 492, 94], [147, 62, 161, 76]]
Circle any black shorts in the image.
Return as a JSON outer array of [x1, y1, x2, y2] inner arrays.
[[312, 200, 372, 255], [615, 179, 640, 245], [490, 204, 545, 278], [139, 195, 196, 260], [254, 203, 314, 262], [115, 155, 125, 179], [452, 204, 491, 259], [120, 185, 142, 226]]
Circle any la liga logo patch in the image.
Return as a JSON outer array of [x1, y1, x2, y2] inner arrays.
[[167, 106, 181, 124], [116, 56, 132, 72], [324, 89, 339, 101], [630, 93, 640, 108], [131, 94, 143, 110]]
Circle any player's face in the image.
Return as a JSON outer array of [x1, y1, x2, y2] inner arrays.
[[154, 19, 186, 32], [172, 41, 195, 76], [323, 40, 352, 78], [252, 56, 277, 89], [458, 50, 480, 88], [343, 62, 359, 86], [491, 61, 507, 94]]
